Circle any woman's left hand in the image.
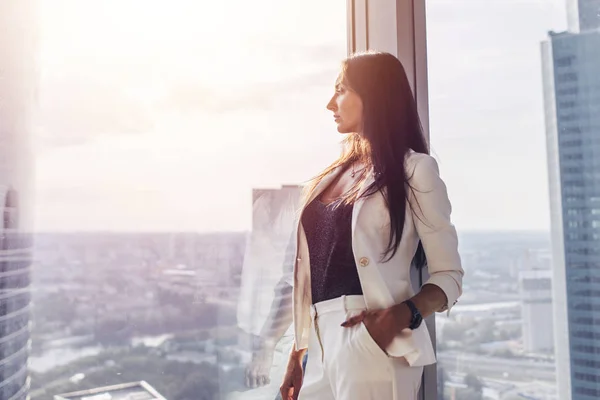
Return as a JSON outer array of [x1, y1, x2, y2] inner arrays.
[[341, 304, 411, 351]]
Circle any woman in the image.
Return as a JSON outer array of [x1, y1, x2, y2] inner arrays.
[[280, 51, 463, 400]]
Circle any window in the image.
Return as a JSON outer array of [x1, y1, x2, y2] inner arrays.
[[574, 303, 600, 311], [564, 152, 583, 159], [556, 55, 576, 67], [559, 100, 577, 108], [25, 1, 347, 399], [563, 126, 583, 134], [561, 113, 581, 121], [575, 387, 600, 397], [557, 72, 578, 83], [3, 1, 600, 399], [427, 1, 599, 399], [574, 373, 600, 383], [558, 87, 579, 96], [562, 139, 583, 147], [573, 317, 600, 325], [564, 166, 585, 174], [573, 358, 600, 368]]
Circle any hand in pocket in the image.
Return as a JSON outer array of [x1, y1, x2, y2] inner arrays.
[[341, 306, 410, 351]]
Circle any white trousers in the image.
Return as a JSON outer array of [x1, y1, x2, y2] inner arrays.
[[298, 295, 423, 400]]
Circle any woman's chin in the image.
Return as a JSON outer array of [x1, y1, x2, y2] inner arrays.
[[336, 124, 352, 134]]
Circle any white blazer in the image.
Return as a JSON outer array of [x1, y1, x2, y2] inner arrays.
[[292, 150, 464, 367]]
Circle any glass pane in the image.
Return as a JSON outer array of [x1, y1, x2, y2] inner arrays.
[[30, 1, 346, 399], [427, 1, 599, 399]]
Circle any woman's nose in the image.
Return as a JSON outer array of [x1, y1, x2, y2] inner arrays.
[[326, 96, 336, 111]]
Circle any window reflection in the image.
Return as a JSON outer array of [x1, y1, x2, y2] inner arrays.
[[30, 1, 346, 399]]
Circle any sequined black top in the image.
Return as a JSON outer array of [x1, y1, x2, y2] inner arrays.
[[301, 198, 363, 304]]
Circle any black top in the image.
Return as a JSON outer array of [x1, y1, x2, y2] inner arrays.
[[301, 198, 363, 304]]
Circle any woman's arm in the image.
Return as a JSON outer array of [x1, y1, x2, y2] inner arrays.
[[245, 230, 297, 387], [255, 277, 294, 349], [393, 283, 449, 325], [403, 153, 463, 316], [255, 227, 297, 346]]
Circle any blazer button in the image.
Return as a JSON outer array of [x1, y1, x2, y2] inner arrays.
[[359, 257, 369, 267]]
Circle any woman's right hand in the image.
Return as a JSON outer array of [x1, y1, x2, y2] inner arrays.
[[280, 348, 306, 400]]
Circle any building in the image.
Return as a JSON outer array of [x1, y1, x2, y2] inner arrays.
[[566, 0, 600, 33], [519, 269, 554, 353], [0, 2, 37, 399], [542, 1, 600, 399], [54, 381, 166, 400], [237, 184, 301, 339], [0, 188, 33, 400]]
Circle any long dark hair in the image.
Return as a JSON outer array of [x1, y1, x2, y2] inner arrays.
[[306, 51, 429, 266]]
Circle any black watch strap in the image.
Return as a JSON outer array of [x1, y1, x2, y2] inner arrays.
[[404, 299, 423, 330]]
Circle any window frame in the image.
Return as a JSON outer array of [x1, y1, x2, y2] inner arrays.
[[347, 1, 436, 399]]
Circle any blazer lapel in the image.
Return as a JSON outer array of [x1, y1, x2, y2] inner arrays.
[[301, 166, 343, 211]]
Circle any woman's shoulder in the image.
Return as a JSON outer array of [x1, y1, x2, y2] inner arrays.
[[404, 150, 439, 175], [404, 151, 445, 195]]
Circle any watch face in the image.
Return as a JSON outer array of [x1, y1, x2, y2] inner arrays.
[[405, 300, 423, 330], [414, 314, 423, 329], [411, 312, 423, 330]]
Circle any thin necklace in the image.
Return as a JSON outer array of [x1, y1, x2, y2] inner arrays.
[[351, 163, 367, 178]]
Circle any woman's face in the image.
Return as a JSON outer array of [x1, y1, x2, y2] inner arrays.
[[326, 75, 363, 134]]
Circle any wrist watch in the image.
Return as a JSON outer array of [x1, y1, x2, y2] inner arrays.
[[403, 299, 423, 330]]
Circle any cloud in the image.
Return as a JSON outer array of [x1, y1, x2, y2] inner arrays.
[[36, 40, 343, 150], [161, 66, 338, 114], [36, 73, 155, 150]]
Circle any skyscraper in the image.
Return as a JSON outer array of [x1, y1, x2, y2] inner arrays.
[[0, 2, 36, 399], [566, 0, 600, 32], [542, 2, 600, 399], [520, 269, 554, 353], [0, 188, 33, 400]]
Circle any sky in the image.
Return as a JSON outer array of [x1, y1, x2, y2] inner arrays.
[[31, 0, 568, 232]]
